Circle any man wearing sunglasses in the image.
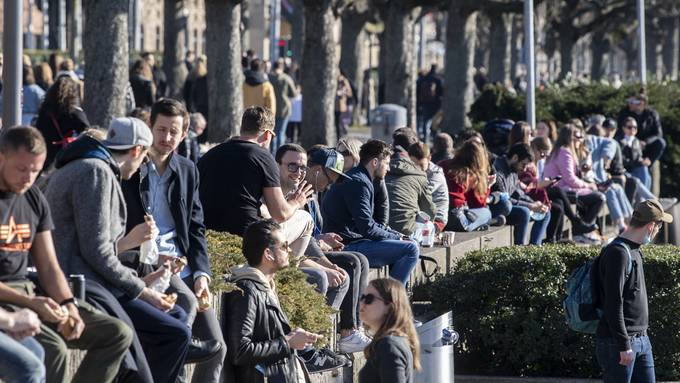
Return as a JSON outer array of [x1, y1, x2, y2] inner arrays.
[[592, 199, 672, 383], [225, 219, 322, 382], [616, 93, 666, 167]]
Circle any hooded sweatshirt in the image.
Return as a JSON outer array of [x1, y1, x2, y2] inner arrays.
[[385, 154, 436, 235], [44, 136, 146, 298], [243, 70, 277, 116]]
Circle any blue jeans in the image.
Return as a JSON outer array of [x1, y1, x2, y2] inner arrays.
[[605, 184, 633, 222], [343, 239, 419, 285], [630, 165, 652, 191], [271, 115, 291, 153], [0, 333, 45, 383], [596, 335, 655, 383], [506, 205, 551, 245], [446, 207, 492, 232]]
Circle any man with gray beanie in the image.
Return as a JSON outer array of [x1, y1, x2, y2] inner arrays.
[[45, 117, 190, 383]]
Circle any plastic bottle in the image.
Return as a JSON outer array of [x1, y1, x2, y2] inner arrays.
[[421, 219, 435, 247], [149, 263, 171, 293]]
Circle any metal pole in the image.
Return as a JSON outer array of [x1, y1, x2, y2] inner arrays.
[[58, 0, 66, 51], [524, 0, 536, 128], [2, 0, 23, 128], [637, 0, 646, 85], [269, 0, 281, 63]]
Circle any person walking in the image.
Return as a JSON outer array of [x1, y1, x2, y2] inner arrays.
[[269, 60, 298, 151], [593, 199, 672, 383], [359, 278, 420, 383]]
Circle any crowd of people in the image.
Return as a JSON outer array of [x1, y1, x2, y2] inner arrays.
[[0, 48, 675, 383]]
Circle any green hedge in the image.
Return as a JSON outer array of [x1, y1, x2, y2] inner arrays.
[[469, 83, 680, 197], [427, 245, 680, 380], [206, 230, 334, 342]]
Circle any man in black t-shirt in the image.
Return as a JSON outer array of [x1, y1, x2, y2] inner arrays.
[[0, 126, 133, 383], [199, 107, 313, 258]]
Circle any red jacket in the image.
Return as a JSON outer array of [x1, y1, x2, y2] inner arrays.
[[440, 159, 488, 209]]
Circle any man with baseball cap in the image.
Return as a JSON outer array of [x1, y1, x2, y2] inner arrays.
[[45, 117, 191, 383], [592, 199, 672, 383]]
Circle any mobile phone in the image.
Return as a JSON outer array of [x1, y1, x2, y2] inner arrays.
[[551, 175, 562, 183]]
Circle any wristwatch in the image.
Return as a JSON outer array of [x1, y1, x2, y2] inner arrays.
[[59, 297, 79, 308]]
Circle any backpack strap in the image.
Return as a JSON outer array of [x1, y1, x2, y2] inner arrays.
[[610, 238, 633, 278]]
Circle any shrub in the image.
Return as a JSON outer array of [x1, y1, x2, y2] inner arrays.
[[206, 230, 334, 341], [427, 244, 680, 380], [468, 82, 680, 197]]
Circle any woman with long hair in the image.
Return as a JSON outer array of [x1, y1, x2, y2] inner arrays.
[[360, 278, 420, 383], [22, 65, 46, 125], [440, 140, 494, 232], [543, 125, 605, 244], [184, 55, 209, 120], [129, 59, 155, 108], [34, 62, 54, 91], [35, 75, 90, 169], [508, 121, 532, 148]]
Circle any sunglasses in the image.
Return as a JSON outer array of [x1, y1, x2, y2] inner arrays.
[[360, 293, 386, 305], [624, 125, 637, 129], [286, 163, 308, 174], [573, 134, 584, 140], [338, 149, 351, 156]]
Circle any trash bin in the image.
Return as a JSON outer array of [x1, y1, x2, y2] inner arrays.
[[416, 311, 456, 383], [370, 104, 407, 142]]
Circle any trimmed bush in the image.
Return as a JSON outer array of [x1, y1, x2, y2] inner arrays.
[[427, 244, 680, 380], [469, 83, 680, 197], [206, 230, 334, 341]]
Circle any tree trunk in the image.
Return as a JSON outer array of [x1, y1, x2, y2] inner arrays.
[[488, 10, 512, 84], [340, 7, 369, 125], [163, 0, 188, 99], [205, 0, 243, 142], [289, 0, 305, 64], [240, 1, 250, 52], [473, 13, 489, 71], [558, 27, 575, 80], [82, 0, 129, 127], [590, 28, 608, 81], [662, 17, 679, 80], [301, 0, 337, 147], [442, 5, 477, 135], [383, 1, 419, 130]]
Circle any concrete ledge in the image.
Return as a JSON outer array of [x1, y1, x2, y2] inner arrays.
[[456, 376, 603, 383]]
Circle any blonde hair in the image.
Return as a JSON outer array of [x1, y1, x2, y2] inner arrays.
[[337, 137, 362, 166], [364, 278, 421, 371]]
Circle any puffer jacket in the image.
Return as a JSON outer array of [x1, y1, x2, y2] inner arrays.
[[385, 154, 435, 235], [225, 266, 303, 383]]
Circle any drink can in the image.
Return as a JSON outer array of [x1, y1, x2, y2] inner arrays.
[[442, 231, 455, 247], [69, 274, 86, 300]]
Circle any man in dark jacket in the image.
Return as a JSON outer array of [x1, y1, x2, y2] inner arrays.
[[121, 99, 224, 382], [616, 93, 666, 166], [493, 143, 550, 245], [593, 199, 672, 383], [226, 219, 320, 383], [416, 64, 443, 142], [321, 140, 419, 285]]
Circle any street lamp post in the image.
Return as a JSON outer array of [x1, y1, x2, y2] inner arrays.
[[637, 0, 646, 85], [2, 0, 23, 128], [524, 0, 536, 128]]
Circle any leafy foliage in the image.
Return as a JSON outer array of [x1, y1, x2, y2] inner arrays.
[[469, 82, 680, 196], [427, 244, 680, 380], [206, 230, 334, 340]]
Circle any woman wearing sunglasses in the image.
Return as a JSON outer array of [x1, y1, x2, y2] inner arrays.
[[359, 278, 420, 383]]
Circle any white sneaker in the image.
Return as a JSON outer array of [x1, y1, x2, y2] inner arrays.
[[338, 330, 372, 353]]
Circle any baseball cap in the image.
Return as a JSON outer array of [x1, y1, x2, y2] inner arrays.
[[102, 117, 153, 150], [632, 199, 673, 224], [309, 148, 350, 180]]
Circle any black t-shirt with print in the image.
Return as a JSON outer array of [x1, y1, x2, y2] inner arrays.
[[0, 185, 54, 281], [198, 139, 280, 236]]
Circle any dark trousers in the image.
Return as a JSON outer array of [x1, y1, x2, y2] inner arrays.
[[643, 137, 666, 165], [118, 295, 191, 383], [325, 251, 369, 331], [546, 186, 582, 241], [570, 191, 606, 225]]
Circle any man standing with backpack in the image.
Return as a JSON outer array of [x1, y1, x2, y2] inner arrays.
[[593, 199, 672, 382]]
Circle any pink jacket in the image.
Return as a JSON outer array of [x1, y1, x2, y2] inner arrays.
[[543, 147, 592, 196]]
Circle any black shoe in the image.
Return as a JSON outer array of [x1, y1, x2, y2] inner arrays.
[[489, 215, 506, 227], [474, 224, 490, 232], [186, 338, 222, 364], [572, 220, 597, 236], [304, 348, 350, 373]]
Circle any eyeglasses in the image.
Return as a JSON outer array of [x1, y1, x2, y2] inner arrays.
[[338, 149, 350, 156], [263, 128, 276, 137], [360, 293, 386, 305], [624, 125, 637, 130], [286, 163, 308, 174], [270, 241, 291, 254]]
